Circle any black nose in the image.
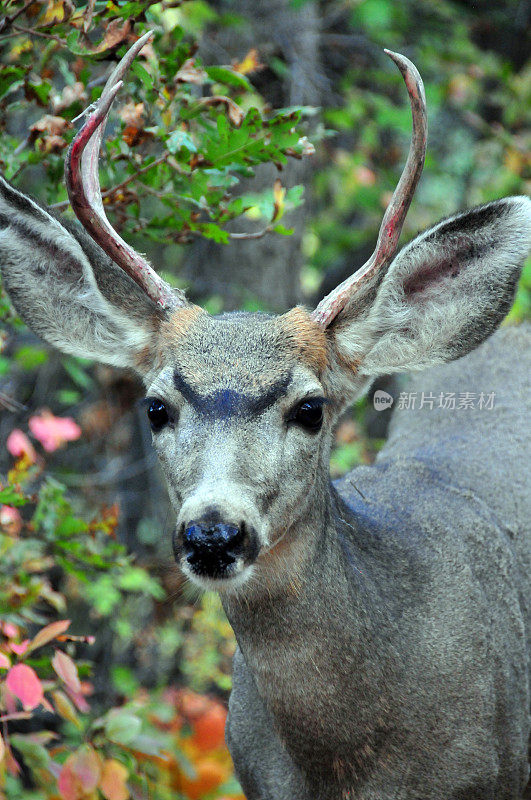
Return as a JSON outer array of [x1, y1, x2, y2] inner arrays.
[[182, 518, 247, 576]]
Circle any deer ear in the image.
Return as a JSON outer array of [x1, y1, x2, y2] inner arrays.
[[0, 176, 168, 375], [330, 196, 531, 379]]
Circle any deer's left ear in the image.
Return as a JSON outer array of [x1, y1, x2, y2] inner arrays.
[[330, 196, 531, 379]]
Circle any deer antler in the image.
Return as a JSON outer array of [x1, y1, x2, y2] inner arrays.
[[65, 30, 182, 311], [311, 50, 427, 328]]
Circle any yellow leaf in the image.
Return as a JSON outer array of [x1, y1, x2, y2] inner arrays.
[[99, 759, 129, 800], [41, 0, 74, 25], [233, 48, 264, 75], [272, 178, 286, 222], [52, 690, 81, 728]]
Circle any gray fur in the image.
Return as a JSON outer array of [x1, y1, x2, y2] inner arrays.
[[0, 175, 167, 367], [225, 325, 531, 799], [0, 174, 530, 798]]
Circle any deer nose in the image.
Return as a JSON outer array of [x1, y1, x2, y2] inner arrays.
[[184, 520, 245, 554], [181, 518, 249, 577]]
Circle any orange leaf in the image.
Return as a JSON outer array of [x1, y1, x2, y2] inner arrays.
[[92, 19, 131, 54], [27, 620, 71, 654], [177, 757, 229, 800], [190, 703, 227, 752], [99, 759, 130, 800], [52, 650, 81, 693], [6, 664, 43, 711]]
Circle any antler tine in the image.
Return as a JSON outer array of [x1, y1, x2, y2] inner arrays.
[[65, 30, 183, 311], [311, 50, 427, 328]]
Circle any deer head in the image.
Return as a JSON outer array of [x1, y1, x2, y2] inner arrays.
[[1, 34, 529, 593]]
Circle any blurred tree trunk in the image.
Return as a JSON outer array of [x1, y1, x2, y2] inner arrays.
[[184, 0, 322, 312]]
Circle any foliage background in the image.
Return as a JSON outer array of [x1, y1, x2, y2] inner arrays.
[[0, 1, 529, 798]]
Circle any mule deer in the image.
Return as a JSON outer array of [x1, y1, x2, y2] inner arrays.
[[1, 32, 530, 800]]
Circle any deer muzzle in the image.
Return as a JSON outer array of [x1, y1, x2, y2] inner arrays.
[[174, 512, 260, 583]]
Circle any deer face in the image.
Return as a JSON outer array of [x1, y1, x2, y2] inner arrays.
[[2, 37, 529, 599], [146, 308, 333, 591]]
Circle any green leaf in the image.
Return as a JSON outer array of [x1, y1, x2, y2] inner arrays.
[[191, 222, 229, 243], [0, 487, 27, 507], [65, 30, 94, 57], [113, 1, 147, 18], [206, 66, 252, 91], [84, 576, 121, 615], [105, 712, 142, 745], [0, 67, 28, 101], [14, 346, 48, 370], [55, 517, 89, 538], [61, 357, 94, 390], [131, 61, 153, 90], [9, 735, 50, 771], [118, 567, 165, 599], [272, 224, 294, 236], [26, 79, 52, 106], [216, 113, 229, 140], [111, 665, 139, 696], [166, 130, 197, 154]]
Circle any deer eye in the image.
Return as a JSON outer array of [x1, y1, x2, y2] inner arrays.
[[291, 398, 325, 433], [147, 399, 169, 432]]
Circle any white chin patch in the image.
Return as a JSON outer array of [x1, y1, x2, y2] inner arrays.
[[181, 559, 254, 593]]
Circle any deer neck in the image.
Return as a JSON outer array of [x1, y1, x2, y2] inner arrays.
[[222, 479, 398, 783]]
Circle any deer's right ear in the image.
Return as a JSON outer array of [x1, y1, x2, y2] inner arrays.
[[0, 176, 169, 375]]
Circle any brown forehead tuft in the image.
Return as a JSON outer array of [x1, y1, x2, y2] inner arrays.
[[277, 306, 328, 375], [159, 304, 205, 352]]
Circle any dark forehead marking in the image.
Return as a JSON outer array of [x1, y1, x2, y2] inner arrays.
[[173, 369, 293, 420]]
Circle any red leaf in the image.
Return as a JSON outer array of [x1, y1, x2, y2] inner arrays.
[[6, 664, 43, 710], [58, 746, 101, 800], [29, 410, 81, 452], [52, 650, 81, 693], [58, 759, 82, 800], [1, 622, 18, 639], [0, 505, 22, 536], [6, 429, 37, 463], [66, 686, 90, 713], [10, 640, 30, 656]]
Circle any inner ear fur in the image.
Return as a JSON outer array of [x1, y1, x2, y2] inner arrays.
[[330, 196, 531, 381], [0, 176, 168, 374]]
